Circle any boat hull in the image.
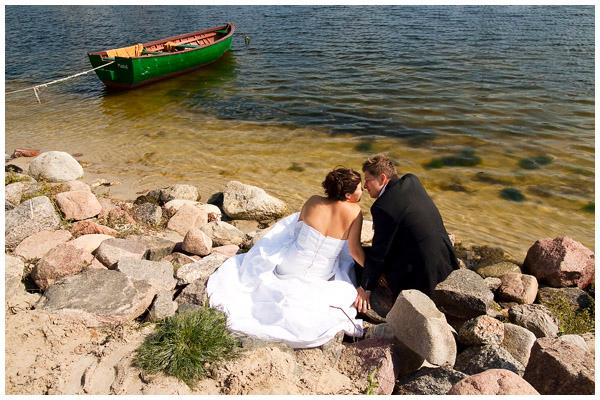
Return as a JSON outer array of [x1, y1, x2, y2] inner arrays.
[[88, 24, 234, 89]]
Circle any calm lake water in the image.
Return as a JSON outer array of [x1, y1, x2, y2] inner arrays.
[[5, 5, 595, 260]]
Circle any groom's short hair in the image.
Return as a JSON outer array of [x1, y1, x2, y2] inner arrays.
[[362, 154, 398, 180]]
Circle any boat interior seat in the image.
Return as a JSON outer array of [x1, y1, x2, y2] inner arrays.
[[105, 43, 144, 58]]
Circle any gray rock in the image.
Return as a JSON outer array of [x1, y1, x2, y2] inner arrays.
[[5, 254, 25, 280], [116, 258, 176, 291], [386, 289, 456, 366], [159, 184, 199, 204], [199, 220, 247, 246], [458, 315, 504, 346], [36, 269, 158, 326], [5, 196, 62, 248], [557, 334, 588, 352], [93, 238, 148, 269], [148, 290, 178, 322], [176, 279, 208, 306], [523, 336, 594, 394], [28, 151, 84, 182], [129, 235, 176, 261], [394, 366, 467, 395], [484, 277, 502, 291], [497, 273, 538, 304], [508, 304, 560, 338], [455, 345, 525, 376], [432, 269, 496, 319], [160, 252, 196, 267], [5, 182, 26, 206], [175, 253, 228, 285], [222, 180, 287, 221], [31, 243, 94, 290], [501, 323, 537, 368], [132, 203, 163, 226], [475, 261, 521, 278], [14, 229, 73, 260]]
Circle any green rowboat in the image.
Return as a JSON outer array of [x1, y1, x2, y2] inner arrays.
[[88, 23, 235, 89]]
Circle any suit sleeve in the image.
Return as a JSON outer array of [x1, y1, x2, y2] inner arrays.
[[360, 205, 397, 291]]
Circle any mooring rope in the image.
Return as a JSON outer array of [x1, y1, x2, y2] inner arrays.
[[5, 61, 115, 103]]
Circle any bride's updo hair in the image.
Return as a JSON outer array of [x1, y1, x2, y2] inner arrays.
[[322, 168, 362, 201]]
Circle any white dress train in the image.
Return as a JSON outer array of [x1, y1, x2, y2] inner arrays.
[[206, 212, 363, 348]]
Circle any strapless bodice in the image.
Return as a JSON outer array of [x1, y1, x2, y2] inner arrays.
[[274, 221, 346, 280]]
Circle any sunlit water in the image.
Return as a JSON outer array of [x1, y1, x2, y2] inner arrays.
[[5, 6, 594, 260]]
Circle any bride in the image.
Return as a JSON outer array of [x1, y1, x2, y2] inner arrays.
[[206, 168, 366, 348]]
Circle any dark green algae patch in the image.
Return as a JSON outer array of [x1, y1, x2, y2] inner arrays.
[[423, 148, 482, 169]]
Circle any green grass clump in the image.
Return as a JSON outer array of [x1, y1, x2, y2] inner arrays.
[[134, 307, 239, 387], [364, 368, 379, 395], [544, 294, 595, 335], [5, 172, 31, 186]]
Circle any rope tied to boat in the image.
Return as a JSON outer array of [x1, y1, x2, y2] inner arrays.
[[5, 61, 115, 103]]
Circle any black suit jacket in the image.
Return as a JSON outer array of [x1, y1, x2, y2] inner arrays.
[[361, 174, 458, 296]]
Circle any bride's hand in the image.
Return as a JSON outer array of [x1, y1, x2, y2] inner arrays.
[[354, 287, 371, 313]]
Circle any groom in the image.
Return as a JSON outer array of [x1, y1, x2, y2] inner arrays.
[[354, 154, 459, 313]]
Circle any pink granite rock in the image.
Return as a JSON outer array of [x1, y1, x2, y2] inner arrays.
[[497, 273, 538, 304], [448, 369, 539, 395], [523, 237, 594, 289], [349, 338, 397, 395], [68, 234, 113, 254], [31, 243, 94, 290], [458, 315, 504, 346], [13, 230, 73, 260], [70, 220, 118, 237], [182, 228, 212, 256], [212, 244, 240, 258], [523, 336, 595, 394], [167, 204, 209, 236], [55, 190, 102, 221]]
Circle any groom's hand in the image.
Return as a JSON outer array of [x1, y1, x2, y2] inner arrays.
[[354, 287, 371, 313]]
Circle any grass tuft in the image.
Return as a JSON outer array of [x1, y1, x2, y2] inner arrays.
[[133, 306, 239, 387], [364, 368, 379, 395], [543, 293, 595, 335], [5, 172, 32, 186]]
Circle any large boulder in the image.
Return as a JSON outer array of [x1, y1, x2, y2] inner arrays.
[[523, 336, 595, 395], [31, 243, 94, 290], [448, 369, 539, 395], [13, 229, 72, 260], [432, 269, 496, 319], [394, 366, 467, 395], [35, 269, 158, 326], [222, 181, 287, 221], [508, 304, 559, 338], [200, 221, 247, 247], [386, 289, 456, 366], [128, 235, 177, 261], [166, 204, 209, 236], [116, 258, 176, 291], [458, 315, 504, 346], [5, 196, 62, 248], [455, 345, 525, 376], [28, 151, 84, 182], [523, 236, 594, 289], [175, 253, 229, 285], [497, 273, 538, 304], [501, 323, 537, 368]]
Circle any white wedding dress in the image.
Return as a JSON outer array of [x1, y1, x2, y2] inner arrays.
[[206, 212, 363, 348]]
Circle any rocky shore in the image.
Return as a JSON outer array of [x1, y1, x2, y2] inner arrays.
[[4, 150, 595, 395]]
